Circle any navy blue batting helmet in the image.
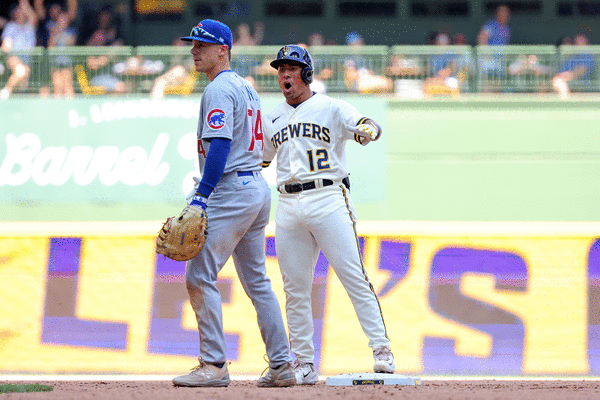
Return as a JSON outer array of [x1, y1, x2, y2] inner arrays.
[[270, 45, 314, 84]]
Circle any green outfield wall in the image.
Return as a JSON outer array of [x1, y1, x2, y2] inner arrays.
[[384, 97, 600, 221], [1, 95, 599, 222]]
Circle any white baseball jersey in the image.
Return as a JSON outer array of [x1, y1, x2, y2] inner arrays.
[[263, 93, 365, 186], [262, 91, 391, 367]]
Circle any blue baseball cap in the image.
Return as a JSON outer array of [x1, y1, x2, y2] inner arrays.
[[345, 32, 363, 45], [180, 19, 233, 49]]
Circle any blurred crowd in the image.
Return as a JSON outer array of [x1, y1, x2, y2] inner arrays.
[[0, 0, 130, 99], [0, 1, 597, 99]]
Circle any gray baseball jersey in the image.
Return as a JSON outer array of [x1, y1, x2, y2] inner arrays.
[[197, 71, 264, 175], [186, 70, 291, 368]]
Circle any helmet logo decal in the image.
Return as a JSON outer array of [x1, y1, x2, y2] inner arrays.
[[271, 44, 314, 84]]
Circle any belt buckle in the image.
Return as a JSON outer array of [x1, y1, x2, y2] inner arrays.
[[285, 183, 301, 193], [302, 181, 316, 191]]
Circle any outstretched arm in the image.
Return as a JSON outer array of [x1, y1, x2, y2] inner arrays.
[[20, 0, 38, 27], [65, 0, 78, 23], [347, 117, 382, 146]]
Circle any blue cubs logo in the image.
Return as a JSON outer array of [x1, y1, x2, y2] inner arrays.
[[207, 109, 226, 129]]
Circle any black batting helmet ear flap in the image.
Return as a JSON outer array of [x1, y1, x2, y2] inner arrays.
[[301, 64, 313, 85], [270, 45, 314, 84]]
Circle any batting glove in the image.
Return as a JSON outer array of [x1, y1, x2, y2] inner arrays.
[[357, 123, 380, 140], [189, 194, 208, 210], [347, 123, 381, 146]]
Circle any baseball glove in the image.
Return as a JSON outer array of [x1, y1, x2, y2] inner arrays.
[[155, 205, 208, 261]]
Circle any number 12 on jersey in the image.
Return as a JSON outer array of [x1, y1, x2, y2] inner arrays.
[[247, 109, 264, 152], [307, 149, 330, 171]]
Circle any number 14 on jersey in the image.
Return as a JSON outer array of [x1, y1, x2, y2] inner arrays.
[[247, 109, 264, 152]]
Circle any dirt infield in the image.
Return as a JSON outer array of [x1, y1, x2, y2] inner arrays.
[[2, 379, 600, 400]]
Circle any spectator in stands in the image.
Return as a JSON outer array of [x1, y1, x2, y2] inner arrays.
[[82, 3, 123, 46], [507, 54, 550, 78], [233, 21, 264, 46], [36, 1, 77, 98], [0, 0, 38, 100], [308, 32, 324, 47], [429, 31, 454, 73], [453, 32, 476, 81], [79, 53, 126, 93], [230, 22, 264, 85], [306, 32, 333, 93], [425, 30, 439, 45], [477, 3, 511, 87], [79, 3, 126, 93], [343, 31, 393, 94], [477, 4, 511, 46], [34, 0, 77, 48], [1, 14, 8, 84], [552, 32, 597, 100], [453, 32, 468, 46], [422, 31, 461, 96], [385, 54, 422, 78], [421, 31, 475, 96], [556, 35, 572, 46], [253, 56, 277, 77], [151, 37, 195, 99], [48, 7, 77, 97]]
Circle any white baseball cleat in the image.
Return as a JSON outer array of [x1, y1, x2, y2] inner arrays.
[[373, 346, 395, 373], [292, 360, 318, 385], [172, 360, 231, 387]]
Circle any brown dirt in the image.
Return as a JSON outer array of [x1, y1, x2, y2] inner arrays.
[[2, 379, 600, 400]]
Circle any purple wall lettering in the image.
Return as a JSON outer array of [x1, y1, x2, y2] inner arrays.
[[424, 248, 527, 374], [587, 238, 600, 371], [147, 255, 238, 359], [41, 237, 128, 349]]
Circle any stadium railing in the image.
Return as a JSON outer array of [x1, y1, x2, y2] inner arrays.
[[46, 46, 133, 94], [475, 45, 558, 93], [556, 44, 600, 93], [0, 45, 598, 96], [389, 45, 474, 95]]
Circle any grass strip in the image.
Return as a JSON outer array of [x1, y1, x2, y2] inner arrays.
[[0, 384, 54, 394]]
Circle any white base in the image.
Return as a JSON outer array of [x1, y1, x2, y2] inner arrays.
[[325, 373, 421, 386]]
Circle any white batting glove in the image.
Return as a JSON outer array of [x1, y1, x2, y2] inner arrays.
[[346, 123, 381, 146], [356, 123, 380, 140]]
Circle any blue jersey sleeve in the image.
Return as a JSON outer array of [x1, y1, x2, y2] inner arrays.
[[196, 137, 231, 198]]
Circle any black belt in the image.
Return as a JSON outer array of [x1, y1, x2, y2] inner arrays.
[[284, 177, 350, 194]]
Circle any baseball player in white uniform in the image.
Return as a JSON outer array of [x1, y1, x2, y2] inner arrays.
[[171, 20, 295, 388], [262, 45, 395, 384]]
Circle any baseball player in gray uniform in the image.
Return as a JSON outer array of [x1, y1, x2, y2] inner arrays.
[[262, 45, 395, 384], [172, 20, 295, 388]]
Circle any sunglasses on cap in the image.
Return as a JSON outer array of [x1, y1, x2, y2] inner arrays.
[[190, 26, 227, 46]]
